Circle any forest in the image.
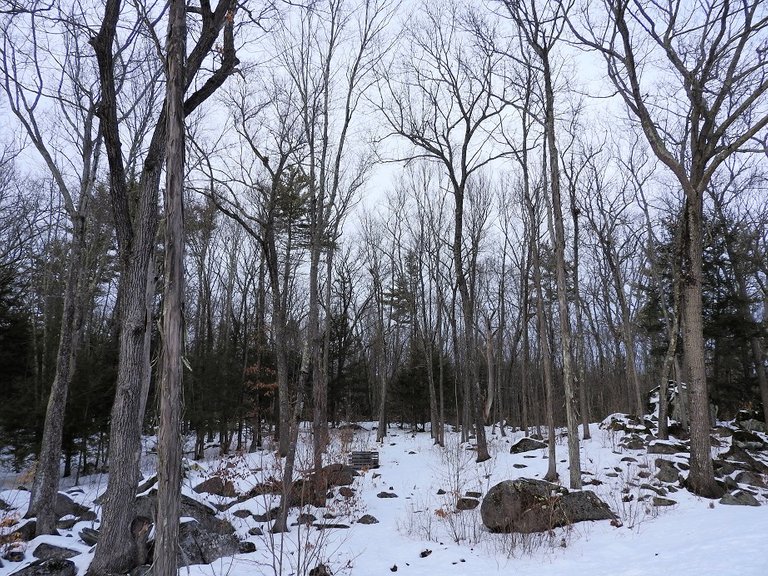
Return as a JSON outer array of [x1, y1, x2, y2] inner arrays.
[[0, 0, 767, 574]]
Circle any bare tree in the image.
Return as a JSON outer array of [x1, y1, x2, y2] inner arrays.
[[154, 0, 186, 572], [375, 1, 512, 461], [88, 0, 240, 572], [501, 0, 582, 488], [277, 0, 395, 474], [1, 4, 102, 535], [573, 0, 768, 497], [708, 158, 768, 426]]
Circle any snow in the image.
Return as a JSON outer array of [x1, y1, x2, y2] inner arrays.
[[2, 422, 767, 575]]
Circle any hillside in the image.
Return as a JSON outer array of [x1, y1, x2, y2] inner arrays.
[[2, 417, 767, 575]]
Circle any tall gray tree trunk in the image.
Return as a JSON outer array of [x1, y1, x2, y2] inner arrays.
[[681, 189, 722, 497], [154, 1, 186, 573], [89, 2, 238, 572], [453, 189, 490, 462], [27, 212, 87, 535], [542, 60, 581, 489]]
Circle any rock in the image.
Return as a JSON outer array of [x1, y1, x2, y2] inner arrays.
[[510, 438, 547, 454], [357, 514, 379, 525], [309, 564, 332, 576], [32, 544, 79, 561], [9, 520, 37, 543], [466, 491, 482, 498], [295, 513, 317, 525], [244, 481, 282, 499], [56, 519, 77, 531], [8, 559, 76, 576], [655, 459, 680, 483], [712, 426, 734, 437], [377, 492, 398, 499], [720, 490, 761, 507], [4, 550, 25, 562], [652, 497, 677, 507], [178, 519, 240, 566], [232, 509, 252, 519], [647, 440, 688, 455], [238, 541, 257, 553], [558, 490, 616, 523], [640, 483, 667, 497], [735, 471, 767, 488], [312, 523, 350, 530], [456, 498, 479, 511], [316, 464, 359, 487], [78, 527, 100, 546], [248, 527, 263, 536], [480, 479, 614, 533], [513, 464, 527, 469], [732, 430, 766, 451], [288, 465, 358, 508], [719, 446, 768, 474], [619, 434, 646, 450], [53, 493, 90, 520], [736, 410, 763, 423], [136, 474, 158, 493], [436, 488, 446, 495], [714, 459, 738, 476], [620, 457, 638, 463], [78, 510, 96, 522], [253, 507, 280, 523], [738, 419, 767, 433], [136, 490, 235, 536], [338, 487, 355, 498], [193, 476, 238, 498]]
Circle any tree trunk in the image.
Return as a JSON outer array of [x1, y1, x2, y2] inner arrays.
[[28, 214, 87, 535], [452, 188, 490, 462], [542, 60, 581, 489], [154, 1, 186, 573], [483, 318, 495, 423], [681, 190, 722, 497]]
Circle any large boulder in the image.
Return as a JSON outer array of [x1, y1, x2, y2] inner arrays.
[[177, 518, 240, 566], [655, 459, 680, 484], [480, 479, 614, 533], [510, 438, 547, 454], [718, 446, 768, 475], [558, 490, 616, 523], [135, 490, 234, 537], [720, 490, 760, 507], [54, 493, 90, 520], [731, 430, 766, 451]]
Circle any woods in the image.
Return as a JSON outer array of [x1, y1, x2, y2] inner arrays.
[[0, 0, 767, 570]]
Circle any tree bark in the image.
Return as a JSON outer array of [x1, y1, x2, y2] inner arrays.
[[681, 189, 722, 497], [154, 1, 186, 573], [27, 212, 87, 535], [88, 1, 239, 572], [542, 59, 581, 489]]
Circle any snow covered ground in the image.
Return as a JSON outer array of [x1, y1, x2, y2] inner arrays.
[[2, 420, 767, 575]]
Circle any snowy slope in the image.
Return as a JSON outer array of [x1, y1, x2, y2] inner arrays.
[[2, 421, 767, 575]]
